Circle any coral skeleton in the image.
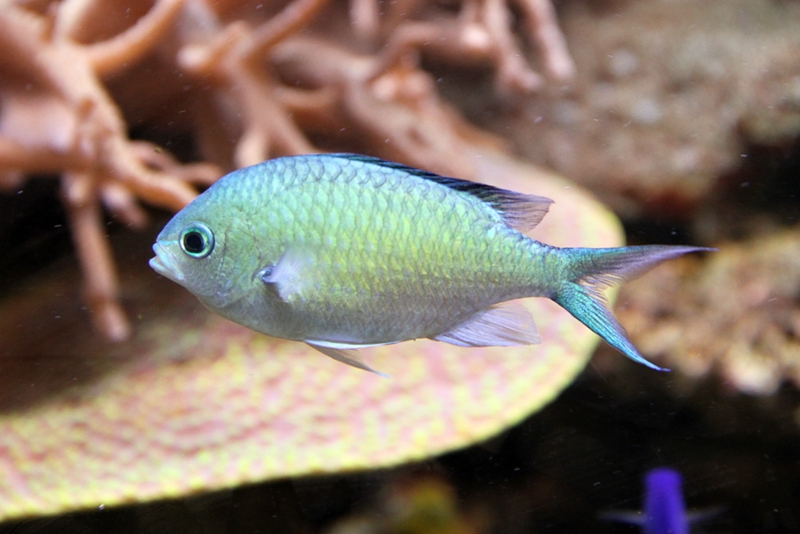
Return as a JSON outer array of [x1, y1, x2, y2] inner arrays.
[[0, 2, 221, 340], [0, 0, 573, 340]]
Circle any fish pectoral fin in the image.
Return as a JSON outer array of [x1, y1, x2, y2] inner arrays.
[[259, 246, 312, 302], [306, 341, 390, 377], [597, 510, 645, 526], [432, 304, 541, 347], [687, 506, 726, 525]]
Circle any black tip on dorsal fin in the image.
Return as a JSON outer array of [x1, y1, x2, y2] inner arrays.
[[335, 153, 554, 233], [426, 176, 554, 233]]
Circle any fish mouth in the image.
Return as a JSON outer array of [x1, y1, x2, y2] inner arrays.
[[149, 243, 185, 283]]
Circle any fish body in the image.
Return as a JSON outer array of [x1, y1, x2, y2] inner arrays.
[[643, 468, 690, 534], [601, 468, 721, 534], [150, 154, 707, 372]]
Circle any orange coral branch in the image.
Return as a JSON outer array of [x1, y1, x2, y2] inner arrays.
[[349, 0, 573, 94], [515, 0, 575, 81], [350, 0, 380, 41], [271, 35, 509, 176], [483, 0, 543, 92], [0, 3, 221, 339], [61, 171, 131, 340], [55, 0, 188, 78], [0, 134, 90, 175], [249, 0, 332, 56]]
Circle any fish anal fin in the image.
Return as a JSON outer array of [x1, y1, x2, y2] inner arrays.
[[432, 304, 541, 347], [306, 342, 390, 377], [260, 246, 311, 302]]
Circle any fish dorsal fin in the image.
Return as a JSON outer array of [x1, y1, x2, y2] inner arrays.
[[432, 304, 541, 347], [428, 178, 553, 232], [336, 154, 553, 233]]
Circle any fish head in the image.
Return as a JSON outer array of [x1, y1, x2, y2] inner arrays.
[[150, 192, 256, 310]]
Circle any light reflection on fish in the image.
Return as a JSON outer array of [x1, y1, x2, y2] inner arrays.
[[150, 154, 710, 374]]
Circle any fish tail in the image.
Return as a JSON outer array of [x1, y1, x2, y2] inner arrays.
[[552, 245, 712, 371]]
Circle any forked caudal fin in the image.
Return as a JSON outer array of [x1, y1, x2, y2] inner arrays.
[[552, 245, 713, 371]]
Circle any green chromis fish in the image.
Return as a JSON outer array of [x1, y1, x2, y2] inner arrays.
[[150, 154, 709, 374]]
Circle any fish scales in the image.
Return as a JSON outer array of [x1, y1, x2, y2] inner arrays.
[[242, 157, 539, 340], [151, 154, 711, 373]]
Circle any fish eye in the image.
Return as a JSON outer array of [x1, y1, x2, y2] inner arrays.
[[179, 223, 214, 258]]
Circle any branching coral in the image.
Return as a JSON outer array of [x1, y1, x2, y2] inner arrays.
[[0, 1, 221, 340], [354, 0, 575, 94], [1, 0, 574, 340]]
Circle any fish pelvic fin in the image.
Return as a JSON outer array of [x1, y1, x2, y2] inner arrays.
[[553, 245, 714, 371], [432, 303, 541, 347], [306, 342, 390, 377]]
